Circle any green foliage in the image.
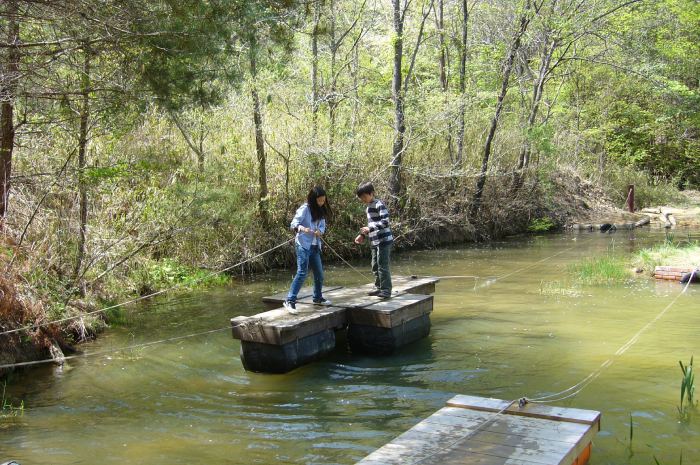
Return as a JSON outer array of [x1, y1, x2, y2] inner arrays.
[[134, 258, 229, 296], [1, 382, 24, 418], [0, 246, 13, 260], [569, 255, 630, 285], [527, 124, 555, 158], [527, 217, 556, 232], [587, 0, 700, 188], [601, 165, 685, 209]]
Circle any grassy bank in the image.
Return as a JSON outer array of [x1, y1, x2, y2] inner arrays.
[[635, 235, 700, 274], [562, 235, 700, 288]]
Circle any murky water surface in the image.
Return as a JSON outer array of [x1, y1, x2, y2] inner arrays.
[[2, 230, 699, 464]]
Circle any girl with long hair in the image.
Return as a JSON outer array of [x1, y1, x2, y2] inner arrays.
[[283, 186, 332, 313]]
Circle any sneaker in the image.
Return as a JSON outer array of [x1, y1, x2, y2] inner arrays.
[[283, 300, 298, 314], [313, 298, 332, 306], [377, 291, 392, 299], [367, 289, 382, 296]]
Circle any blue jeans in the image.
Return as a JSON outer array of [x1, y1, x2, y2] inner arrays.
[[287, 244, 324, 302]]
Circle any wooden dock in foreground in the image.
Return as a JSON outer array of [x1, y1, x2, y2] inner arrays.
[[356, 395, 601, 465], [230, 276, 439, 373]]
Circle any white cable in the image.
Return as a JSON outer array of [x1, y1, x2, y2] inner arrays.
[[0, 238, 294, 336]]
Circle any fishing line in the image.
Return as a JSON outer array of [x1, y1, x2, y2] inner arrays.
[[0, 238, 295, 337], [0, 326, 230, 370], [527, 269, 697, 404], [320, 237, 373, 281], [370, 238, 694, 464]]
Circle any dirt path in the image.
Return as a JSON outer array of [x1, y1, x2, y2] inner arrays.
[[642, 190, 700, 228], [570, 190, 700, 229]]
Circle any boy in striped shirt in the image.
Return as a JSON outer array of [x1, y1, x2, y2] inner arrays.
[[354, 182, 393, 298]]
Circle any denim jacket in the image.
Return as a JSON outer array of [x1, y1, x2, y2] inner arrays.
[[290, 203, 326, 250]]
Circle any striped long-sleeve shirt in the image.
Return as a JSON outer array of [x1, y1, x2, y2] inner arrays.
[[365, 198, 393, 246]]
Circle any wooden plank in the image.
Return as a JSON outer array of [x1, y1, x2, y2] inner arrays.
[[414, 419, 587, 449], [445, 395, 513, 413], [262, 276, 440, 307], [422, 408, 590, 441], [357, 433, 549, 465], [359, 407, 587, 460], [440, 436, 574, 464], [262, 285, 344, 306], [348, 294, 434, 328], [355, 397, 600, 465], [392, 422, 577, 463], [231, 304, 346, 344], [447, 395, 601, 426]]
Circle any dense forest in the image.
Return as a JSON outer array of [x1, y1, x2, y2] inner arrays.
[[0, 0, 698, 362]]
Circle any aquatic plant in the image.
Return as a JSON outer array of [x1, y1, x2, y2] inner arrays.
[[678, 356, 696, 421], [627, 413, 634, 458], [654, 451, 683, 465], [1, 382, 24, 418], [527, 217, 556, 233], [568, 255, 630, 285]]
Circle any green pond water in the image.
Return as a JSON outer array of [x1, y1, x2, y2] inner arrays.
[[1, 230, 699, 464]]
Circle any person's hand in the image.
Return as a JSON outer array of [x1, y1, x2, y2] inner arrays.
[[360, 227, 370, 235], [314, 229, 322, 237], [354, 234, 365, 244]]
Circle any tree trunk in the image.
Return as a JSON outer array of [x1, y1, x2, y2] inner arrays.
[[311, 0, 321, 143], [437, 0, 447, 91], [388, 0, 405, 204], [197, 119, 205, 173], [73, 46, 91, 294], [455, 0, 469, 166], [349, 33, 360, 155], [250, 39, 268, 226], [167, 110, 205, 170], [436, 0, 453, 162], [470, 1, 532, 218], [0, 0, 19, 221], [513, 37, 557, 189], [328, 0, 337, 153]]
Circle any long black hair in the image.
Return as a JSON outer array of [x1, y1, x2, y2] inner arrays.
[[307, 186, 331, 221]]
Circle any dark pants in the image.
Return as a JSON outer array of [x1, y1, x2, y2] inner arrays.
[[287, 244, 323, 302], [371, 241, 392, 293]]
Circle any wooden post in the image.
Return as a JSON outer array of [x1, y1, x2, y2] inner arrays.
[[627, 184, 634, 212]]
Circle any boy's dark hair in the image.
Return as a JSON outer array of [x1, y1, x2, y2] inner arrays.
[[307, 186, 331, 221], [356, 182, 375, 197]]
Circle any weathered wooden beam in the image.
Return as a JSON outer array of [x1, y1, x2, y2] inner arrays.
[[347, 314, 431, 355], [348, 294, 433, 328], [447, 394, 601, 426], [231, 304, 346, 345], [238, 328, 337, 373], [356, 395, 601, 465]]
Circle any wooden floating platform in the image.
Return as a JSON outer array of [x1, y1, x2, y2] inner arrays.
[[231, 276, 439, 373], [356, 394, 601, 465]]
